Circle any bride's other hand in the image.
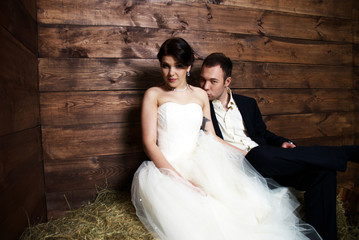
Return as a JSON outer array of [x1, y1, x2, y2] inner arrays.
[[160, 168, 207, 196]]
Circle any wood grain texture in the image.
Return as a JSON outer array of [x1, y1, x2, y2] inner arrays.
[[211, 0, 353, 19], [233, 89, 355, 115], [0, 0, 45, 238], [39, 89, 354, 127], [45, 152, 146, 193], [0, 0, 37, 52], [230, 62, 353, 89], [41, 112, 353, 162], [37, 0, 354, 23], [37, 1, 352, 42], [0, 128, 42, 193], [36, 0, 359, 220], [338, 162, 359, 191], [40, 91, 143, 126], [42, 122, 142, 160], [263, 112, 355, 140], [39, 58, 353, 91], [0, 25, 39, 136], [39, 58, 164, 91], [292, 135, 355, 147], [0, 161, 46, 239], [38, 26, 352, 65]]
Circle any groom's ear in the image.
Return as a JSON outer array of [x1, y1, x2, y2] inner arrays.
[[224, 77, 231, 87]]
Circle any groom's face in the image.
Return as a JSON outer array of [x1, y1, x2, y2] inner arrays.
[[200, 65, 230, 101]]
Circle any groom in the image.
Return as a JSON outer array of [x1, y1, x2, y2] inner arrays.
[[199, 52, 359, 240]]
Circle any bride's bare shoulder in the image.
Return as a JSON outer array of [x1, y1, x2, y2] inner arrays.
[[190, 85, 208, 98], [144, 85, 166, 98]]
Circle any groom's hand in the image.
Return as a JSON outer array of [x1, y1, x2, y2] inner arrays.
[[281, 142, 296, 148]]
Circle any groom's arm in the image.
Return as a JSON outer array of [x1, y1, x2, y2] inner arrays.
[[248, 97, 292, 147]]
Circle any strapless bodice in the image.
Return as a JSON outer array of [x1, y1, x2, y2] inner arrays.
[[157, 102, 203, 163]]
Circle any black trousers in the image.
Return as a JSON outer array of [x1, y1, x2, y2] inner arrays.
[[245, 145, 359, 240]]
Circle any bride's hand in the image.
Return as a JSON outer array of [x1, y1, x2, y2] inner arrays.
[[160, 168, 207, 196], [188, 180, 198, 187], [239, 149, 247, 156], [188, 180, 207, 196]]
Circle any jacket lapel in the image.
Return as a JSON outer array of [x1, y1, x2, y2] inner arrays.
[[209, 101, 224, 139]]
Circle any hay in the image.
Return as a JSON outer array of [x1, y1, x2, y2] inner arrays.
[[337, 196, 359, 240], [20, 188, 154, 240], [21, 188, 359, 240]]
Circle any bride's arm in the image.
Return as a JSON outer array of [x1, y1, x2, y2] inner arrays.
[[200, 91, 248, 156], [141, 88, 183, 177]]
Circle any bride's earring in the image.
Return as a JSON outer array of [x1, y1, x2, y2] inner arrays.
[[187, 71, 190, 77]]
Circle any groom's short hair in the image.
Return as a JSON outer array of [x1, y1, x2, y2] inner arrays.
[[202, 53, 232, 80]]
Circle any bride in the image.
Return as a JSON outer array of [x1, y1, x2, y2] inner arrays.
[[131, 37, 321, 240]]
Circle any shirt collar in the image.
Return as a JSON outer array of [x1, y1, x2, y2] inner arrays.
[[212, 88, 235, 110], [227, 88, 236, 110]]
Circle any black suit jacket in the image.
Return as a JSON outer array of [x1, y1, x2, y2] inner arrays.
[[210, 94, 289, 147]]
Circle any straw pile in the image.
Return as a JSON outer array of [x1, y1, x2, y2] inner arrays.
[[337, 196, 359, 240], [21, 188, 358, 240], [20, 188, 154, 240]]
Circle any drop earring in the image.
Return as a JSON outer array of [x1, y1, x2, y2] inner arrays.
[[187, 71, 190, 77]]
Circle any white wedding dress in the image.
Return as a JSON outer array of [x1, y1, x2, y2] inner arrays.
[[131, 102, 321, 240]]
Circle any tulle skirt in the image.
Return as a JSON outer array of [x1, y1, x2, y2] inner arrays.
[[131, 132, 321, 240]]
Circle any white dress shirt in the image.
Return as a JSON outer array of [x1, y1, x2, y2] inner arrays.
[[212, 89, 258, 151]]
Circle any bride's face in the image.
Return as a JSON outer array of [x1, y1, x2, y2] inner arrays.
[[160, 55, 191, 90]]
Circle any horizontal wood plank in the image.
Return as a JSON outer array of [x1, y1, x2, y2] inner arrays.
[[38, 26, 352, 65], [211, 0, 353, 19], [0, 25, 39, 136], [39, 58, 353, 91], [0, 127, 42, 193], [0, 127, 45, 234], [34, 0, 359, 223], [254, 10, 351, 42], [42, 122, 142, 160], [292, 135, 355, 147], [42, 112, 354, 161], [234, 89, 355, 115], [0, 0, 37, 52], [230, 62, 353, 89], [338, 162, 359, 191], [44, 152, 146, 193], [0, 161, 46, 237], [264, 112, 355, 140], [39, 58, 164, 91], [39, 89, 355, 126], [40, 91, 143, 126], [37, 1, 352, 42], [37, 0, 353, 25]]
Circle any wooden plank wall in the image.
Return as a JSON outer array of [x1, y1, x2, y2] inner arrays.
[[37, 0, 359, 219], [338, 0, 359, 220], [0, 0, 46, 239]]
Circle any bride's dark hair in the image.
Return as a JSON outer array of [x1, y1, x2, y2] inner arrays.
[[157, 38, 194, 67]]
